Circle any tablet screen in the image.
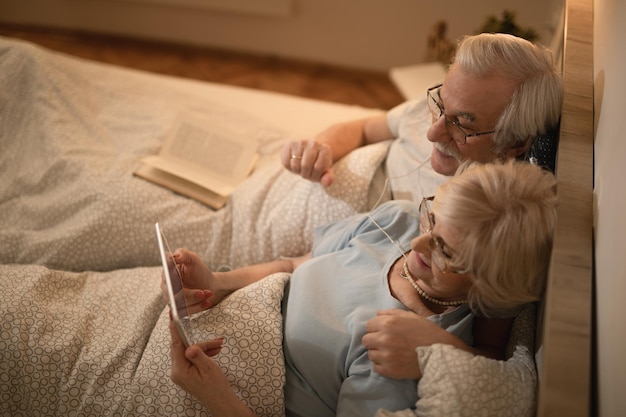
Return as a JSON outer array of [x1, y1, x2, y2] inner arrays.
[[156, 222, 195, 346]]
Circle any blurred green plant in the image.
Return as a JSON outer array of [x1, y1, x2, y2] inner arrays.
[[476, 10, 539, 42]]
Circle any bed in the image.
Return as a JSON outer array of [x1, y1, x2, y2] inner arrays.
[[0, 0, 593, 415]]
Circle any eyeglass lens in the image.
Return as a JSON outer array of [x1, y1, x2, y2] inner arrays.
[[427, 87, 468, 145], [419, 198, 449, 273]]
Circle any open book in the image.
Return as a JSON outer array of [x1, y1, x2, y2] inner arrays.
[[134, 111, 258, 209]]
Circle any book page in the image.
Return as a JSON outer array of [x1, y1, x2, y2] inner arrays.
[[166, 121, 246, 179], [138, 111, 259, 198]]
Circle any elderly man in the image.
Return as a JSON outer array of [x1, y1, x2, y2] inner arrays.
[[281, 33, 562, 200]]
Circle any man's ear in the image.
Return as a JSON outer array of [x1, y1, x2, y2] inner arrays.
[[505, 139, 530, 159]]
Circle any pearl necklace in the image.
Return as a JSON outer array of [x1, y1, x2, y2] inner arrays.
[[400, 259, 467, 307]]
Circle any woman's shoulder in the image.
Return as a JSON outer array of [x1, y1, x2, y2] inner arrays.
[[368, 200, 420, 226], [373, 199, 419, 213]]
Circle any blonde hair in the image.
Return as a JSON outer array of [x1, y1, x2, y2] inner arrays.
[[453, 33, 563, 154], [433, 161, 557, 315]]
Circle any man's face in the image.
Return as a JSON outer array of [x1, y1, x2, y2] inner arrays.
[[427, 65, 519, 176]]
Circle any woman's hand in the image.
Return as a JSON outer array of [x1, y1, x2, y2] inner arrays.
[[363, 309, 463, 380], [169, 320, 256, 417], [169, 319, 225, 397], [280, 139, 334, 187], [160, 249, 230, 314]]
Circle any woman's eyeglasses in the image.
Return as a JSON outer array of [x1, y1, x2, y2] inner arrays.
[[419, 196, 469, 274]]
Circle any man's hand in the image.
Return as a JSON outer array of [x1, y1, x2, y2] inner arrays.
[[280, 115, 392, 188], [281, 139, 334, 187], [363, 309, 463, 379]]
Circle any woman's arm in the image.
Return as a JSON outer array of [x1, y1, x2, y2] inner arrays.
[[163, 249, 311, 313], [280, 114, 393, 187]]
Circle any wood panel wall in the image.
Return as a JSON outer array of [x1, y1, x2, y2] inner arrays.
[[537, 0, 594, 415]]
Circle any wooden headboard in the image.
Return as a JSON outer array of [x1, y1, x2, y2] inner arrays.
[[536, 0, 594, 415]]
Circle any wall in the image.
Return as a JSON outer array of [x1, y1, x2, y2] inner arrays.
[[0, 0, 562, 71], [593, 0, 626, 416]]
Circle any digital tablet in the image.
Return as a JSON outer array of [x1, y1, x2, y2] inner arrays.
[[156, 222, 195, 347]]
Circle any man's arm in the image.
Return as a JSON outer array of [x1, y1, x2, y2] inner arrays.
[[471, 315, 514, 360], [281, 114, 393, 187], [362, 309, 514, 380], [315, 115, 394, 162]]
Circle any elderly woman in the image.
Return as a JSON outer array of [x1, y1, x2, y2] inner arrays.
[[166, 160, 557, 417]]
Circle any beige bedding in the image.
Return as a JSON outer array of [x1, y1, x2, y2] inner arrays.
[[0, 261, 536, 417], [0, 263, 290, 416], [0, 36, 387, 272], [0, 37, 538, 417]]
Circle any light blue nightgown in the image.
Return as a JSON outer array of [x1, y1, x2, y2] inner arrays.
[[281, 200, 474, 417]]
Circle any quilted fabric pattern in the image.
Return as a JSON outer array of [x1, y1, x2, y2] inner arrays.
[[125, 272, 290, 417], [0, 37, 389, 273], [0, 265, 290, 417]]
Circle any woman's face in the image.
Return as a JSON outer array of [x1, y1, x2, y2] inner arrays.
[[405, 200, 473, 301]]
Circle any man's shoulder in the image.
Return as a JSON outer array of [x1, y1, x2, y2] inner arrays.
[[388, 98, 428, 118], [387, 98, 430, 137]]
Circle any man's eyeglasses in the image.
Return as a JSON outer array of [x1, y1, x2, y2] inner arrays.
[[419, 196, 469, 274], [426, 84, 496, 145]]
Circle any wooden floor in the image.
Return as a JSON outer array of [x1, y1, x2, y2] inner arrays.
[[0, 24, 405, 110]]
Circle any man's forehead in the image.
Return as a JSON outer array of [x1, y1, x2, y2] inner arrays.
[[438, 90, 478, 122], [440, 67, 516, 122]]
